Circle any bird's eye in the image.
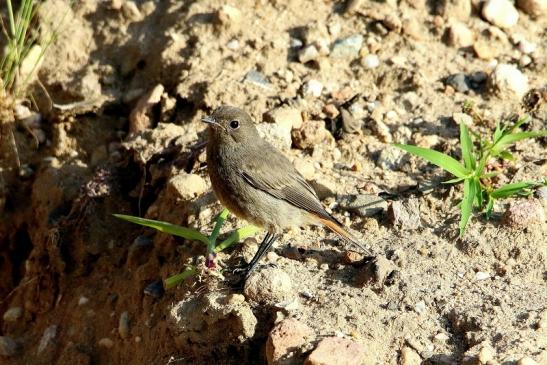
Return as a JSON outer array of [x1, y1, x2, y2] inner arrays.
[[229, 120, 240, 129]]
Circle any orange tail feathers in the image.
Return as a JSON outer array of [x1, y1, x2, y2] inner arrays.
[[317, 217, 372, 256]]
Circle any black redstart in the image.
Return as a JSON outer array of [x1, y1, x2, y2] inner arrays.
[[202, 106, 371, 278]]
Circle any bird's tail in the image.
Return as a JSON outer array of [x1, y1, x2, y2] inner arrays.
[[317, 216, 372, 256]]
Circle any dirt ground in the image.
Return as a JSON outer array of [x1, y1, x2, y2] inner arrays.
[[1, 0, 546, 364]]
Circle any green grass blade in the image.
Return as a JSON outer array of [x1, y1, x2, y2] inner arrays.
[[459, 178, 476, 237], [442, 176, 466, 184], [491, 131, 547, 155], [508, 115, 531, 134], [490, 181, 537, 199], [473, 178, 483, 208], [394, 144, 470, 178], [460, 123, 475, 170], [209, 208, 229, 246], [214, 225, 261, 252], [6, 0, 16, 36], [164, 266, 198, 289], [113, 214, 209, 244], [485, 197, 495, 218]]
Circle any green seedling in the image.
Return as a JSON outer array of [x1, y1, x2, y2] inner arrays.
[[114, 209, 260, 288], [395, 115, 547, 237]]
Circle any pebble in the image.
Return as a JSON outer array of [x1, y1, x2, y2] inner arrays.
[[433, 333, 450, 342], [338, 194, 388, 217], [263, 107, 303, 130], [473, 40, 498, 60], [98, 337, 114, 348], [330, 34, 363, 59], [0, 336, 18, 357], [414, 300, 426, 314], [478, 345, 495, 363], [305, 337, 369, 365], [226, 39, 239, 50], [387, 199, 421, 230], [436, 0, 472, 21], [519, 55, 533, 67], [144, 280, 165, 299], [475, 271, 491, 280], [402, 18, 423, 40], [341, 108, 361, 133], [517, 357, 538, 365], [452, 112, 474, 126], [78, 296, 89, 306], [355, 255, 397, 287], [377, 146, 406, 170], [516, 0, 546, 17], [3, 307, 23, 322], [536, 186, 547, 201], [38, 325, 57, 353], [257, 122, 292, 150], [382, 14, 402, 32], [446, 73, 470, 93], [167, 173, 207, 200], [489, 63, 529, 98], [245, 70, 273, 90], [400, 346, 421, 365], [302, 79, 323, 98], [502, 198, 545, 228], [517, 40, 536, 54], [216, 4, 242, 27], [299, 45, 320, 63], [361, 54, 380, 69], [293, 157, 316, 180], [482, 0, 519, 28], [119, 311, 130, 339], [446, 21, 474, 47], [240, 237, 258, 263], [244, 267, 295, 306], [291, 120, 330, 149], [266, 319, 313, 365]]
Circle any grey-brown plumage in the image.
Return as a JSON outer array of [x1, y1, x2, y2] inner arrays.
[[203, 106, 370, 277]]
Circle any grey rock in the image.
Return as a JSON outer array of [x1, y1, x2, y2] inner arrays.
[[330, 34, 363, 59], [244, 267, 294, 306], [446, 73, 470, 93], [377, 146, 406, 170], [144, 280, 164, 299], [3, 307, 23, 322], [244, 70, 273, 90], [338, 194, 388, 217], [341, 108, 361, 133], [38, 325, 57, 353], [387, 199, 421, 230], [119, 311, 130, 339]]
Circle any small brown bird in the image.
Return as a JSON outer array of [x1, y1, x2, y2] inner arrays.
[[202, 106, 370, 277]]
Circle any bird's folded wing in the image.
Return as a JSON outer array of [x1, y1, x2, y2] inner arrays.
[[238, 156, 332, 221]]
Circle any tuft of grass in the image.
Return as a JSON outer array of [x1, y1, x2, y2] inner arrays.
[[395, 115, 547, 237], [114, 209, 260, 289]]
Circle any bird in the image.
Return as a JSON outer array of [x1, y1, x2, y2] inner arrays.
[[202, 105, 371, 278]]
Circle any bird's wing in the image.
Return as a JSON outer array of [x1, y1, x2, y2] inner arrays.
[[238, 148, 332, 221]]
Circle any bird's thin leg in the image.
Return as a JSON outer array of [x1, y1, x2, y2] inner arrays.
[[233, 232, 277, 279]]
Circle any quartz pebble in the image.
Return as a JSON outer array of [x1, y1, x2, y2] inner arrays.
[[482, 0, 519, 28]]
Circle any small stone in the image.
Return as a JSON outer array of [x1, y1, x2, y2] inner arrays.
[[371, 119, 392, 143], [3, 307, 23, 322], [293, 157, 316, 180], [489, 64, 529, 98], [0, 336, 18, 357], [305, 337, 369, 365], [516, 0, 546, 17], [244, 267, 295, 306], [478, 345, 495, 363], [299, 45, 320, 63], [266, 319, 314, 365], [414, 300, 426, 314], [400, 346, 421, 365], [361, 54, 380, 69], [38, 325, 57, 353], [446, 73, 470, 93], [338, 194, 388, 217], [119, 311, 130, 339], [257, 122, 292, 150], [355, 255, 397, 287], [330, 34, 363, 59], [482, 0, 519, 28], [383, 14, 402, 32], [341, 108, 361, 133], [240, 237, 258, 264], [517, 40, 537, 54], [263, 107, 303, 130], [387, 199, 421, 230], [302, 21, 331, 56], [436, 0, 472, 21], [291, 120, 330, 149], [98, 338, 114, 348], [290, 38, 304, 48], [144, 280, 165, 299], [216, 4, 242, 26], [446, 22, 474, 47], [473, 40, 498, 60], [413, 133, 439, 148], [452, 112, 474, 126], [434, 333, 450, 342], [536, 186, 547, 201], [377, 146, 406, 170], [245, 70, 273, 90], [78, 296, 89, 306], [519, 55, 532, 67], [167, 174, 207, 200], [517, 357, 538, 365], [226, 39, 240, 50], [302, 79, 323, 98], [121, 1, 142, 21], [502, 199, 545, 228], [323, 104, 339, 119], [402, 18, 423, 40], [342, 251, 364, 264], [475, 271, 491, 281]]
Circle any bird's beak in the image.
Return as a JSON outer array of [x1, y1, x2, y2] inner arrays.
[[201, 116, 217, 125]]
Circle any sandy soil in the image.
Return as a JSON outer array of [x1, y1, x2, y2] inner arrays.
[[1, 0, 546, 364]]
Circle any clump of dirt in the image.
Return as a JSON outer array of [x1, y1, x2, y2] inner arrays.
[[1, 0, 546, 364]]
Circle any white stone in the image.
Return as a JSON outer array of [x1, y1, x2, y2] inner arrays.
[[447, 21, 475, 47], [475, 271, 491, 280], [362, 54, 380, 69], [518, 40, 537, 54], [302, 79, 323, 98], [489, 63, 529, 98], [482, 0, 519, 28], [414, 300, 426, 313]]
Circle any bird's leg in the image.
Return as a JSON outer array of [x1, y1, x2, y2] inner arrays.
[[233, 232, 278, 278]]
